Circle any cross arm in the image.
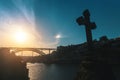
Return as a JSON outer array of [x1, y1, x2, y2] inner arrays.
[[76, 16, 85, 25]]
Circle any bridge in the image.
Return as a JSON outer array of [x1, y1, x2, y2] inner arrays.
[[0, 47, 56, 56]]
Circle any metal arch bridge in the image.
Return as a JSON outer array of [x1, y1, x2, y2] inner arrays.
[[0, 47, 56, 56]]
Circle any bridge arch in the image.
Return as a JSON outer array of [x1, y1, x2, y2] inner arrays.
[[11, 48, 46, 56]]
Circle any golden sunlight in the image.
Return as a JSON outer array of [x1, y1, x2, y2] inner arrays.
[[14, 30, 27, 43]]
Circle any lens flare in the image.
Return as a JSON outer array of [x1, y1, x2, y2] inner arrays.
[[55, 34, 61, 39]]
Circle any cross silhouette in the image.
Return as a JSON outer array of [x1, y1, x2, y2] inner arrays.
[[76, 9, 96, 50]]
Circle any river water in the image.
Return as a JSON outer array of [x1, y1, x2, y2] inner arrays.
[[27, 63, 79, 80]]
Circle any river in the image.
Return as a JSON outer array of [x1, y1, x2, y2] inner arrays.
[[27, 63, 79, 80]]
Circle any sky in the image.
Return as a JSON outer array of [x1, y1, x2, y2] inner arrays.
[[0, 0, 120, 48]]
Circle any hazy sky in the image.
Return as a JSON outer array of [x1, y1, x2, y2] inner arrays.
[[0, 0, 120, 47]]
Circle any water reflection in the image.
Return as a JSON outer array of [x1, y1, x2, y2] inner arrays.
[[27, 63, 79, 80]]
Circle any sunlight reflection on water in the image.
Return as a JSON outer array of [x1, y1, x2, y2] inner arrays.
[[27, 63, 79, 80]]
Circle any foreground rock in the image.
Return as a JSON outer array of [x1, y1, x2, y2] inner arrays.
[[75, 47, 120, 80], [0, 48, 29, 80]]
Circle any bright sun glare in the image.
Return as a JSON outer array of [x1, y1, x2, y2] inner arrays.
[[14, 31, 27, 43], [56, 34, 61, 39]]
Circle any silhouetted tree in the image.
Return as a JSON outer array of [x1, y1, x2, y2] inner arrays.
[[100, 36, 108, 42]]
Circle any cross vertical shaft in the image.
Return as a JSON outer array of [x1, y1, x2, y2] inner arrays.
[[76, 9, 96, 50]]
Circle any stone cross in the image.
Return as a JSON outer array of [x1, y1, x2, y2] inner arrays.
[[76, 9, 96, 50]]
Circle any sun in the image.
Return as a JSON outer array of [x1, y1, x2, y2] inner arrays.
[[14, 30, 27, 43]]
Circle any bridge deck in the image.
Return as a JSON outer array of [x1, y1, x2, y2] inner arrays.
[[0, 47, 56, 50]]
